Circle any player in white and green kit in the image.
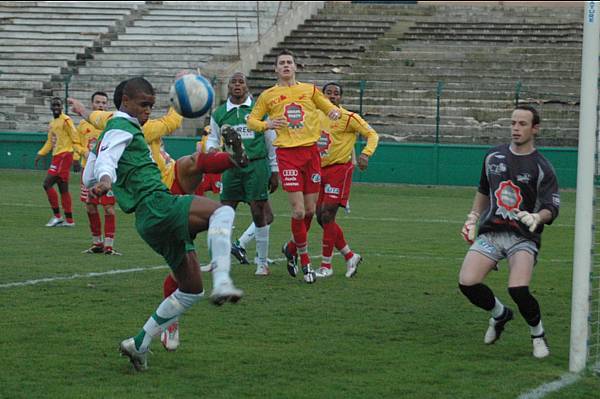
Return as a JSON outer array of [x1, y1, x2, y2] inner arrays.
[[83, 77, 244, 371], [207, 72, 279, 276]]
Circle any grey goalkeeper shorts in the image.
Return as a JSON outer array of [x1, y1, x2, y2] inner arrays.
[[469, 231, 538, 266]]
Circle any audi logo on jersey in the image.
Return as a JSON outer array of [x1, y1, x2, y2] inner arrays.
[[282, 169, 298, 177]]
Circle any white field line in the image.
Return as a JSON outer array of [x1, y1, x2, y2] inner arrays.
[[0, 253, 574, 290], [0, 203, 575, 228], [517, 372, 581, 399]]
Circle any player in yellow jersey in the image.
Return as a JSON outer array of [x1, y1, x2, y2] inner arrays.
[[313, 82, 379, 279], [34, 97, 86, 227], [247, 49, 341, 284], [75, 91, 121, 255]]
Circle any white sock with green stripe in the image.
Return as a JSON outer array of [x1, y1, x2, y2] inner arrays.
[[208, 206, 235, 287], [134, 289, 204, 351], [255, 224, 269, 265]]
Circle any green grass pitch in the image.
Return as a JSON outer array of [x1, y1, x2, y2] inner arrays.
[[0, 170, 598, 398]]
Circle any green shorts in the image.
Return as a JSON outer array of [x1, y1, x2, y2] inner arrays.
[[220, 157, 270, 203], [134, 191, 195, 270]]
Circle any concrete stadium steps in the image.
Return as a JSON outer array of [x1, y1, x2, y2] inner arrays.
[[1, 1, 148, 132]]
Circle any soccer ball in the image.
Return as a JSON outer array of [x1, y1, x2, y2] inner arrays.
[[169, 74, 214, 118]]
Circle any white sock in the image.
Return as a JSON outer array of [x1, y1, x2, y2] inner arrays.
[[491, 297, 505, 319], [254, 224, 269, 265], [530, 320, 544, 337], [339, 245, 351, 256], [208, 206, 234, 287], [238, 222, 256, 249], [138, 289, 204, 351]]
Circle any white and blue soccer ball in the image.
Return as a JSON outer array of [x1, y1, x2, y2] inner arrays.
[[169, 74, 214, 118]]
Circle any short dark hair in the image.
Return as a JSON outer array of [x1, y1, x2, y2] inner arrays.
[[113, 79, 129, 109], [50, 96, 62, 104], [322, 82, 343, 96], [91, 91, 108, 102], [275, 49, 295, 65], [514, 105, 540, 126], [123, 77, 154, 102]]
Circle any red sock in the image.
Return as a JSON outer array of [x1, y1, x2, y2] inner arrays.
[[291, 218, 310, 266], [321, 221, 337, 268], [287, 240, 297, 256], [104, 214, 115, 240], [334, 223, 354, 260], [87, 212, 101, 237], [60, 192, 73, 222], [45, 188, 60, 217], [163, 274, 179, 298], [304, 214, 313, 233], [196, 152, 233, 173]]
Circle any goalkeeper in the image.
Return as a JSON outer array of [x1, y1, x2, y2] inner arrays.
[[458, 105, 559, 359]]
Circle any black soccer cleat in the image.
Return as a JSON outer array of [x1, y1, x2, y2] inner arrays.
[[231, 242, 250, 265], [484, 307, 514, 345], [221, 125, 249, 168], [282, 242, 298, 278]]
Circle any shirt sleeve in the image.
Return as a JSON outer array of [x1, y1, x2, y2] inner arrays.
[[37, 130, 53, 156], [349, 113, 379, 157], [247, 94, 269, 132], [206, 116, 221, 152], [88, 110, 113, 131], [536, 161, 560, 223], [477, 153, 490, 195], [92, 129, 133, 184], [264, 129, 278, 172], [143, 107, 183, 143], [82, 152, 97, 187]]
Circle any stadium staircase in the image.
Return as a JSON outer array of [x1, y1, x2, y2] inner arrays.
[[247, 2, 583, 146], [1, 1, 584, 145], [1, 1, 292, 134]]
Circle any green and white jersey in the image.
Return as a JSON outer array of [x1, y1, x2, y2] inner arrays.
[[83, 111, 168, 213], [208, 96, 277, 170]]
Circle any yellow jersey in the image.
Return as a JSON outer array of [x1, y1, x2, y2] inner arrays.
[[76, 119, 103, 167], [87, 107, 183, 188], [318, 107, 379, 167], [246, 82, 338, 148], [37, 113, 84, 157]]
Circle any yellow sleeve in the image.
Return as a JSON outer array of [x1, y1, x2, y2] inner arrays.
[[88, 110, 113, 131], [350, 114, 379, 157], [143, 107, 183, 143], [74, 122, 88, 161], [312, 86, 338, 115], [37, 130, 53, 156], [66, 118, 85, 156], [247, 94, 269, 133]]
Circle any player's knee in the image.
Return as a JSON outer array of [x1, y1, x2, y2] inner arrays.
[[210, 205, 235, 227], [291, 209, 305, 220]]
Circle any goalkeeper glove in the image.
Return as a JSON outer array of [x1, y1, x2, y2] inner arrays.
[[461, 211, 480, 244], [517, 211, 541, 232]]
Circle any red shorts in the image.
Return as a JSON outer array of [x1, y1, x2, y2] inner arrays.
[[195, 173, 222, 195], [48, 152, 73, 182], [317, 162, 354, 208], [170, 161, 185, 195], [80, 182, 116, 205], [276, 144, 321, 194]]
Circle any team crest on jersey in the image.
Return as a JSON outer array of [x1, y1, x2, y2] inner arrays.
[[494, 180, 522, 219], [284, 103, 305, 129], [317, 130, 332, 157], [311, 173, 321, 183]]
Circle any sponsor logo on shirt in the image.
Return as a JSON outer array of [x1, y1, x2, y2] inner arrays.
[[311, 173, 321, 183], [324, 184, 339, 195], [282, 169, 298, 177], [235, 124, 255, 140], [516, 173, 531, 184], [318, 130, 332, 157], [489, 162, 507, 175], [284, 103, 305, 129], [494, 180, 522, 220], [552, 193, 560, 207], [268, 95, 287, 107]]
